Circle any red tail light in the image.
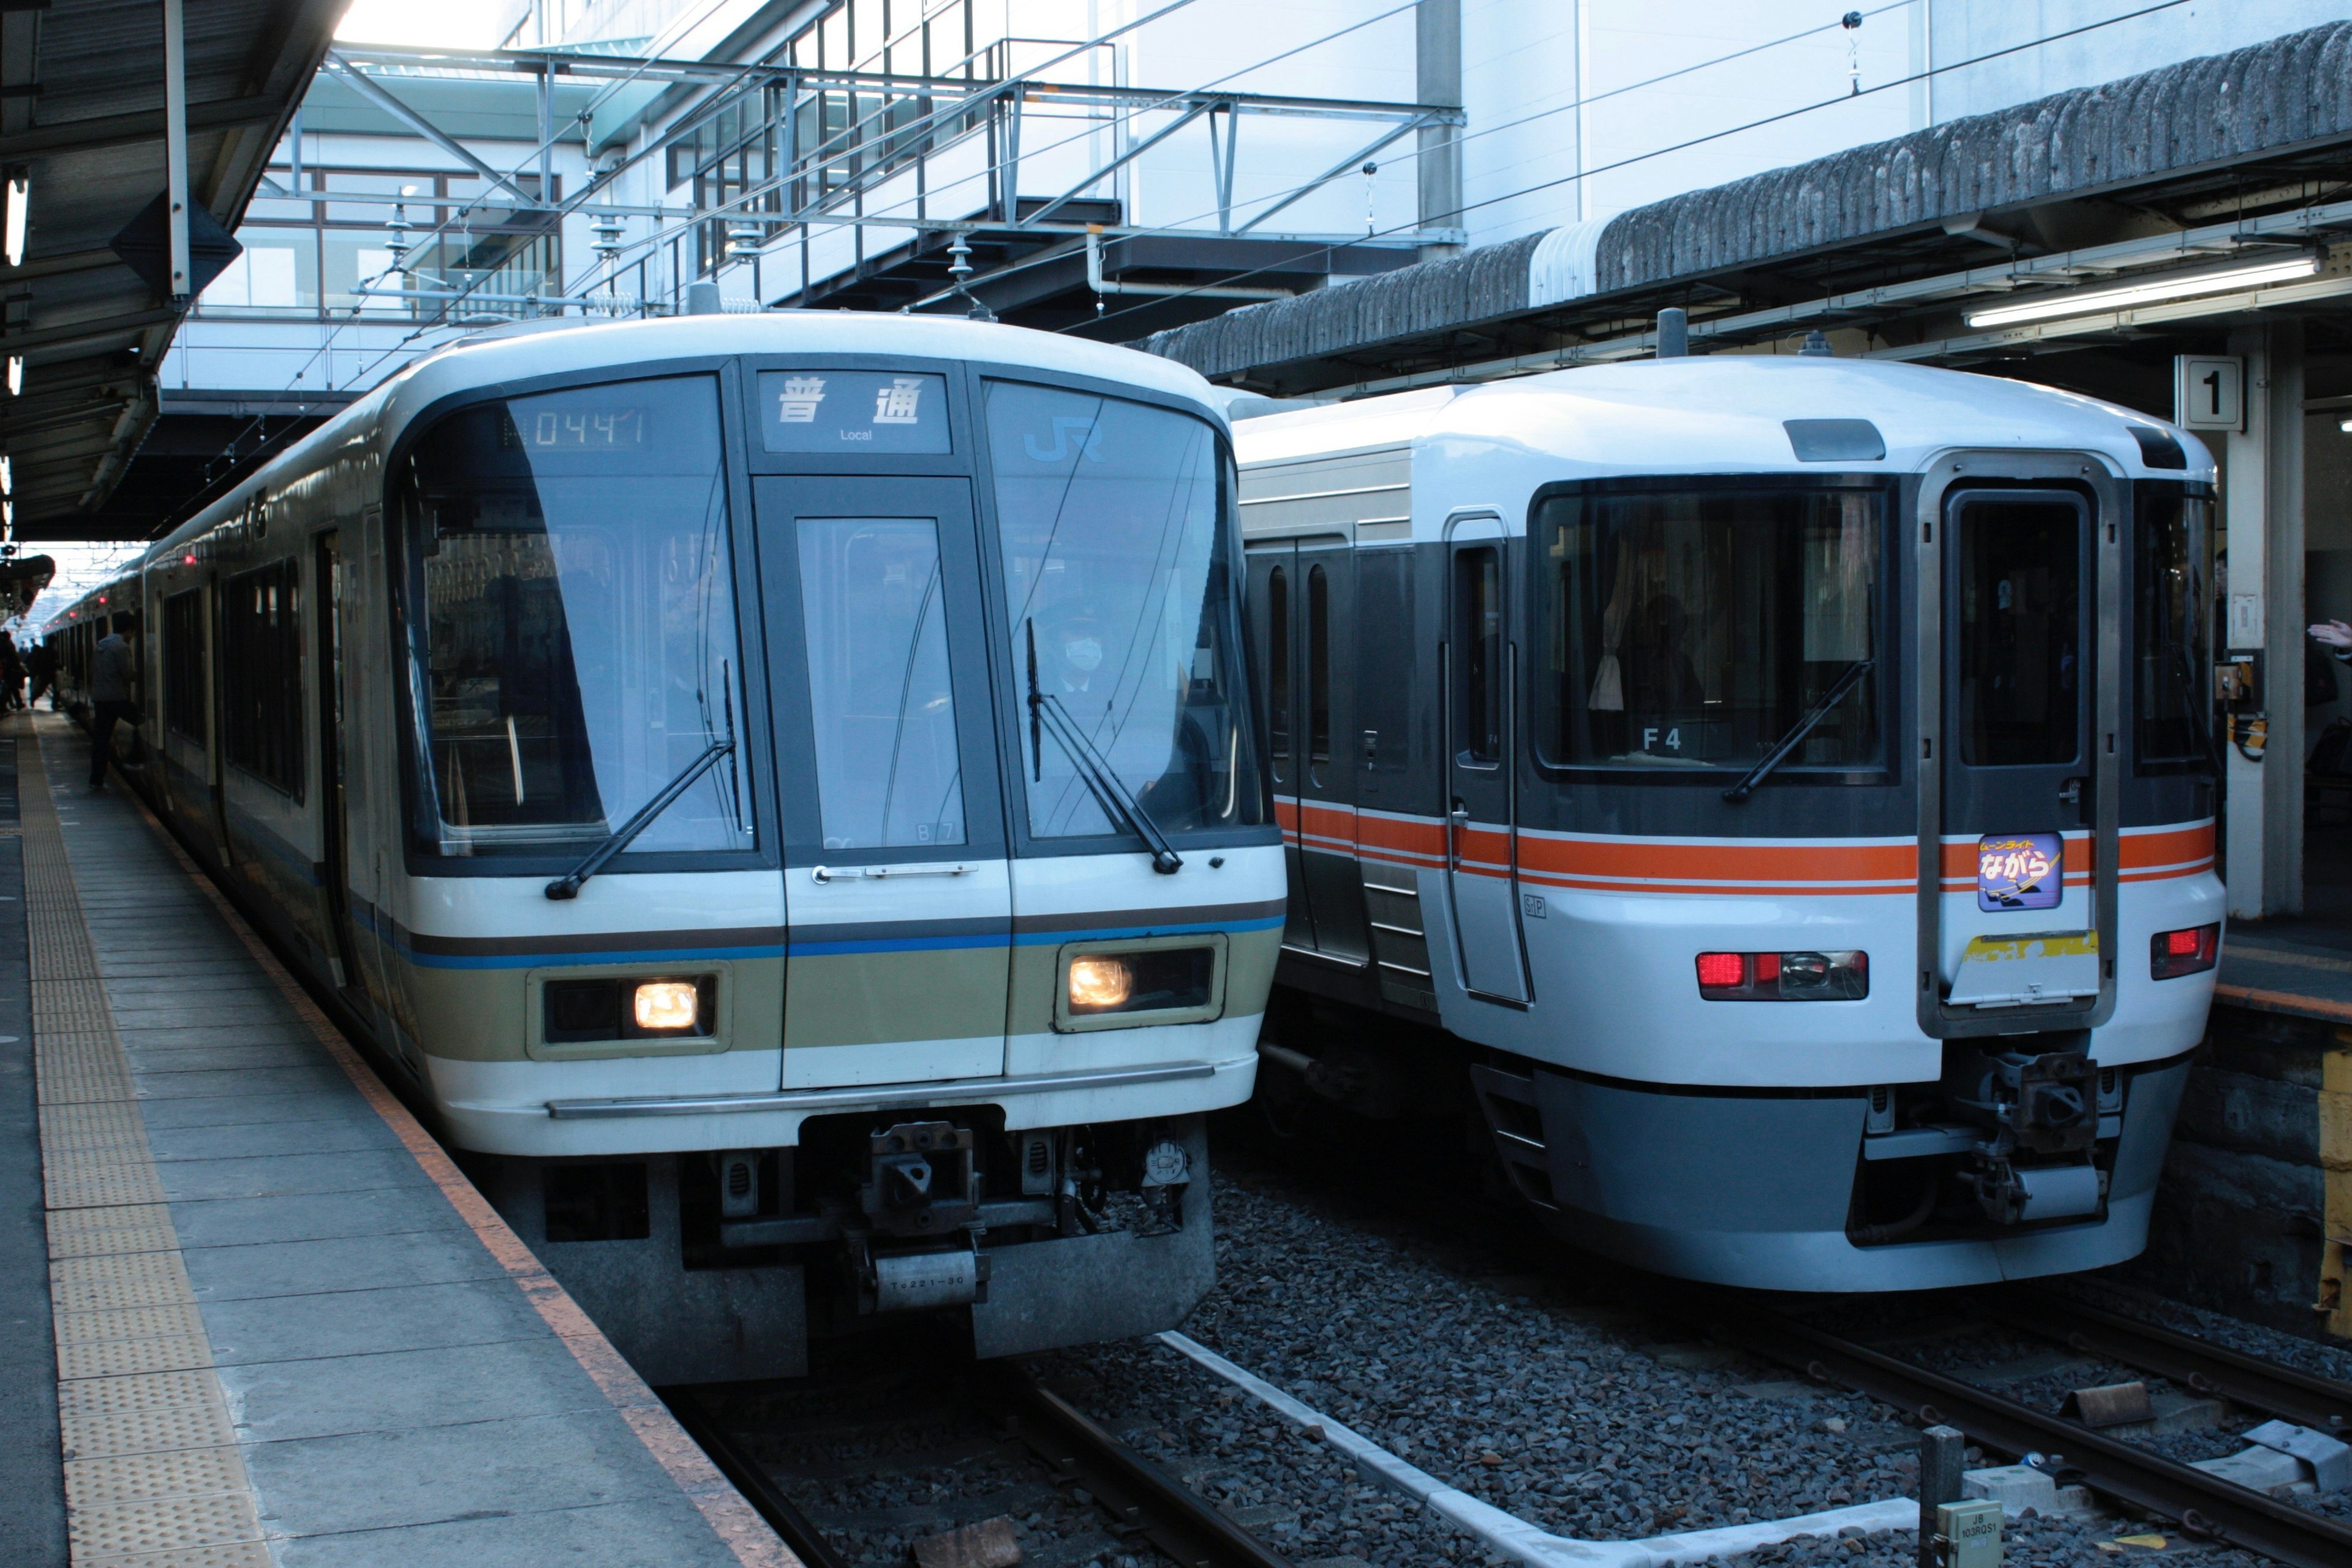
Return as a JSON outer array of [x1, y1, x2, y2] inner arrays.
[[1695, 952, 1745, 989], [1697, 950, 1867, 1001], [2150, 924, 2219, 980]]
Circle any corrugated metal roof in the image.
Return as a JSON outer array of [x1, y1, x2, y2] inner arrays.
[[1, 0, 342, 538], [1145, 19, 2352, 386]]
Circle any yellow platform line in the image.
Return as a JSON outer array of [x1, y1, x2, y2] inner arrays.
[[20, 719, 271, 1568], [77, 716, 799, 1567]]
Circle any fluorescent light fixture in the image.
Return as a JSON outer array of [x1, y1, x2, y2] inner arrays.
[[1964, 254, 2320, 329], [2, 456, 14, 495], [6, 356, 18, 396], [3, 172, 25, 268]]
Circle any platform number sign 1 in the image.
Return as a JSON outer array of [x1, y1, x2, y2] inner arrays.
[[2173, 354, 2244, 432]]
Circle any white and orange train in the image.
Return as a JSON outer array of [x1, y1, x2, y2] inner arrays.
[[1234, 356, 2220, 1291]]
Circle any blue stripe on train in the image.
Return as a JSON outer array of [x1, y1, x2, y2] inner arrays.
[[391, 915, 1283, 970]]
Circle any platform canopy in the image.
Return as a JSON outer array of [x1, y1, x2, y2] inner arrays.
[[1144, 20, 2352, 397], [0, 0, 342, 541]]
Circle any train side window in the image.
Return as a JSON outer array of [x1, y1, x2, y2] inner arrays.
[[793, 516, 967, 849], [222, 561, 303, 797], [1307, 562, 1331, 783], [1455, 545, 1502, 767], [164, 589, 206, 747], [2135, 491, 2211, 768], [1956, 499, 2081, 767], [1267, 565, 1290, 783]]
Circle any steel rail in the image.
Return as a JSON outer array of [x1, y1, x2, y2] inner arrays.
[[1990, 1291, 2352, 1436], [1695, 1306, 2352, 1568], [987, 1363, 1297, 1568], [659, 1386, 854, 1568]]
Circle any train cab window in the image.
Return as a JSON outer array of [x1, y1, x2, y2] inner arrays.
[[984, 380, 1263, 841], [1956, 498, 2082, 766], [163, 589, 205, 747], [1455, 546, 1503, 767], [1536, 487, 1883, 772], [1307, 562, 1332, 782], [393, 374, 749, 857], [224, 562, 303, 795], [2135, 490, 2212, 767], [1267, 565, 1291, 784], [794, 518, 966, 848]]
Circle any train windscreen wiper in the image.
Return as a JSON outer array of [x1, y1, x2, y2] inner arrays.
[[1025, 620, 1183, 874], [545, 737, 736, 899], [1722, 657, 1875, 804]]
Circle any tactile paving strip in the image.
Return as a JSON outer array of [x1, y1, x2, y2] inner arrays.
[[18, 724, 269, 1564]]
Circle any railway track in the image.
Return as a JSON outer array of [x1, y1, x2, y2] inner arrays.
[[663, 1363, 1297, 1568], [1668, 1293, 2352, 1568], [1990, 1290, 2352, 1435], [1222, 1117, 2352, 1568]]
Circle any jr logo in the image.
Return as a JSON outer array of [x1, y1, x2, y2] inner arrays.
[[1023, 417, 1104, 464]]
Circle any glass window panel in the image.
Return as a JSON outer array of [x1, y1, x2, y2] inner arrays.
[[200, 235, 312, 310], [321, 233, 403, 312], [1958, 499, 2082, 767], [398, 375, 748, 857], [986, 379, 1262, 840], [1266, 565, 1289, 784], [794, 517, 967, 850], [2136, 492, 2212, 766], [1536, 488, 1884, 770], [1456, 547, 1502, 766], [1307, 562, 1331, 777]]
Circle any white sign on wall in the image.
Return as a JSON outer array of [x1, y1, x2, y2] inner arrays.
[[2174, 355, 2245, 431]]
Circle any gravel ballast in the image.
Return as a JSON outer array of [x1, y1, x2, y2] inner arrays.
[[705, 1134, 2326, 1568]]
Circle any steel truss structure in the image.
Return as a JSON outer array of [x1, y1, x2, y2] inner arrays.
[[333, 42, 1464, 330]]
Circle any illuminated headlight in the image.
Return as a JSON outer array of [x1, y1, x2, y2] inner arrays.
[[545, 975, 715, 1042], [633, 979, 702, 1031], [1068, 956, 1134, 1011], [1061, 946, 1218, 1019]]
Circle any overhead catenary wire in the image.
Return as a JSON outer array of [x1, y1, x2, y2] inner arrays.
[[138, 0, 1232, 535], [1068, 0, 2201, 339]]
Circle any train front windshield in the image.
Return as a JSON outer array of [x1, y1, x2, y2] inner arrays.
[[395, 374, 747, 856], [1537, 487, 1884, 773], [985, 380, 1262, 841]]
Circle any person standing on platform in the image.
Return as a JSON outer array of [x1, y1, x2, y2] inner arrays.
[[23, 637, 53, 710], [87, 613, 135, 791], [0, 632, 23, 712]]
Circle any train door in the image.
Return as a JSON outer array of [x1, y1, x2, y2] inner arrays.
[[756, 477, 1012, 1088], [312, 531, 366, 997], [1444, 518, 1531, 1004], [1246, 538, 1370, 965], [1924, 477, 2120, 1027], [206, 579, 232, 862], [1245, 546, 1313, 950]]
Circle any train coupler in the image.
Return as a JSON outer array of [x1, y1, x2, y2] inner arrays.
[[1964, 1158, 2106, 1225], [852, 1231, 990, 1313]]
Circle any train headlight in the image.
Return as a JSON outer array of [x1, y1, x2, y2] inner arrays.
[[543, 974, 717, 1043], [633, 979, 703, 1031], [1695, 950, 1868, 1001], [1054, 940, 1226, 1030], [1068, 957, 1134, 1011], [2150, 924, 2220, 980]]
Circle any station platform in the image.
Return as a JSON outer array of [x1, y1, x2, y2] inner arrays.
[[2, 715, 796, 1568], [2214, 921, 2352, 1025]]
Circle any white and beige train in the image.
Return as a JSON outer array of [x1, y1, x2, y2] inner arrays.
[[1235, 354, 2222, 1291], [51, 313, 1280, 1381]]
